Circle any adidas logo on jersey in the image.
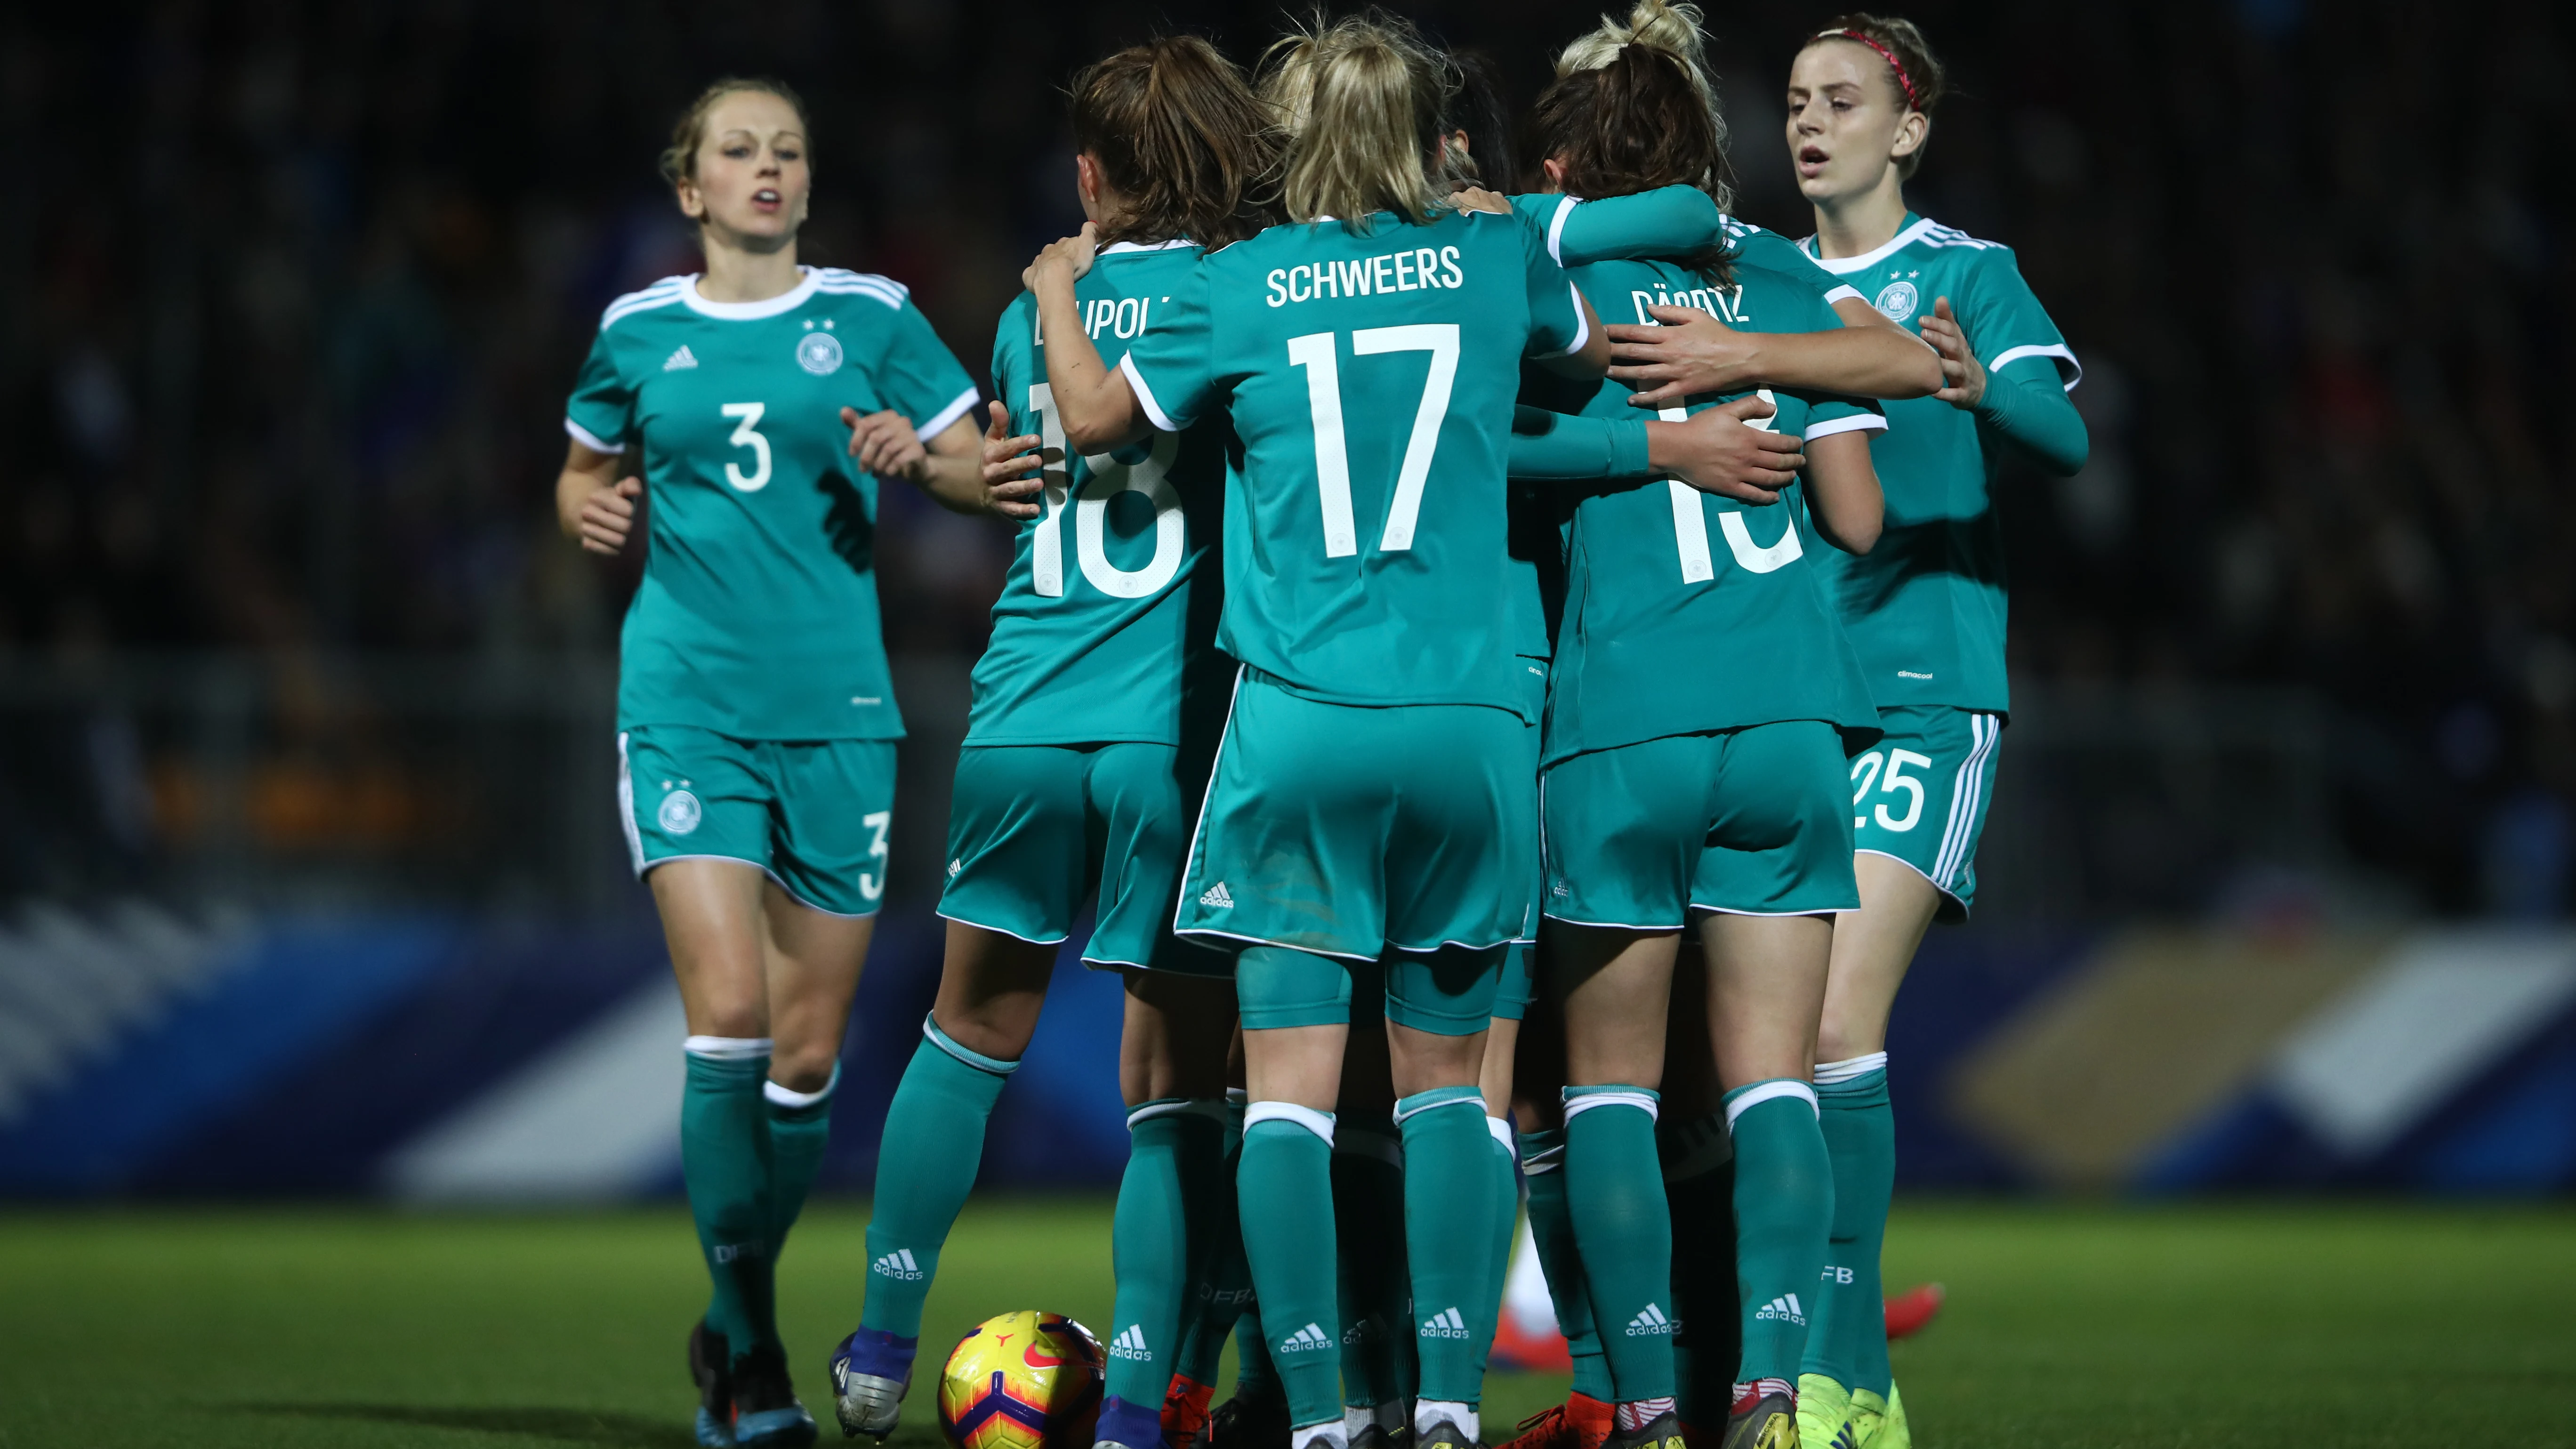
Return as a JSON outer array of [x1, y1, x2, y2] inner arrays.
[[1198, 882, 1234, 909], [1624, 1303, 1674, 1337], [1421, 1307, 1471, 1339], [1279, 1323, 1332, 1352], [870, 1248, 926, 1281], [663, 345, 698, 371], [1108, 1325, 1152, 1361], [1753, 1293, 1805, 1325]]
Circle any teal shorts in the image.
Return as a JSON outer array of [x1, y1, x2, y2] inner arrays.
[[938, 741, 1227, 976], [619, 725, 895, 917], [1852, 705, 2002, 922], [1234, 943, 1505, 1037], [1541, 719, 1858, 927], [1491, 662, 1547, 1023], [1175, 669, 1534, 966]]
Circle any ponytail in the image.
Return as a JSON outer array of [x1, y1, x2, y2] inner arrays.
[[1553, 0, 1730, 212], [1069, 37, 1282, 250], [1263, 12, 1458, 231]]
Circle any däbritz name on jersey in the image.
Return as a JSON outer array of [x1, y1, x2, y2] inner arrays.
[[1627, 281, 1745, 326], [1265, 246, 1465, 307]]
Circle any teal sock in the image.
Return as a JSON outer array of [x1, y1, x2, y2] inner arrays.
[[1232, 1316, 1280, 1399], [684, 1039, 777, 1363], [765, 1064, 838, 1259], [1521, 1129, 1612, 1403], [1399, 1084, 1504, 1410], [1106, 1099, 1228, 1409], [1804, 1056, 1892, 1398], [1659, 1113, 1736, 1427], [1181, 1093, 1258, 1394], [1726, 1080, 1831, 1386], [1238, 1108, 1342, 1428], [860, 1016, 1015, 1338], [1334, 1116, 1409, 1411], [1563, 1087, 1673, 1404], [1469, 1115, 1517, 1379]]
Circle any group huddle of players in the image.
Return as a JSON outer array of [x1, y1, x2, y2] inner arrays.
[[551, 7, 2085, 1449]]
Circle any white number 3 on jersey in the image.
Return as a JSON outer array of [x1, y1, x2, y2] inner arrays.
[[721, 402, 771, 492]]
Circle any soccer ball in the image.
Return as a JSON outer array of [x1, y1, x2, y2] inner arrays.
[[936, 1310, 1106, 1449]]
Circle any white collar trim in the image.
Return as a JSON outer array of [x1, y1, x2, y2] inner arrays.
[[1100, 239, 1196, 256], [682, 266, 822, 319], [1804, 216, 1940, 275]]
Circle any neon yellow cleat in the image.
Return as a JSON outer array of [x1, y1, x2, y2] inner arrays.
[[1846, 1384, 1908, 1449], [1795, 1374, 1854, 1449]]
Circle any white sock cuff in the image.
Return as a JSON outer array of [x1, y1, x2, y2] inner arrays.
[[1724, 1079, 1819, 1128], [764, 1063, 840, 1107], [684, 1035, 773, 1061], [1416, 1401, 1477, 1442], [1244, 1100, 1336, 1146], [1342, 1409, 1373, 1440], [1127, 1097, 1230, 1129], [1486, 1113, 1518, 1153], [1813, 1052, 1888, 1084], [1289, 1421, 1347, 1449], [1562, 1087, 1660, 1123]]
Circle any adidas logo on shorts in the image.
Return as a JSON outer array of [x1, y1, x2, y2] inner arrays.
[[1421, 1306, 1471, 1339], [870, 1248, 926, 1281], [1279, 1322, 1332, 1352], [1108, 1325, 1151, 1361], [1753, 1293, 1806, 1325], [1624, 1303, 1674, 1337], [948, 858, 964, 878], [1199, 882, 1235, 909]]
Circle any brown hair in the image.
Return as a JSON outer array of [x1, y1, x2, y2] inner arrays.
[[1802, 14, 1947, 179], [1532, 4, 1735, 285], [658, 77, 812, 188], [1552, 0, 1730, 210], [1070, 37, 1282, 251], [1262, 11, 1459, 231]]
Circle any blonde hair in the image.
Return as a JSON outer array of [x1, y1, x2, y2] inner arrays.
[[1554, 0, 1731, 211], [1262, 12, 1458, 230], [659, 77, 811, 188]]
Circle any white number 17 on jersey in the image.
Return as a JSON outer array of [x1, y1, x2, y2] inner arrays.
[[1287, 325, 1459, 557]]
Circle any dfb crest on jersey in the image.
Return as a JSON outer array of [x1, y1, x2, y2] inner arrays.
[[1872, 280, 1919, 322], [796, 331, 845, 375], [658, 789, 703, 835]]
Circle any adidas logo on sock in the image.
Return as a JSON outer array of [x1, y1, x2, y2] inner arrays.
[[1624, 1303, 1674, 1337], [1420, 1306, 1471, 1340], [870, 1248, 926, 1281], [1752, 1293, 1805, 1326], [1198, 881, 1234, 909], [1108, 1325, 1151, 1361], [663, 345, 699, 371], [1279, 1322, 1332, 1352]]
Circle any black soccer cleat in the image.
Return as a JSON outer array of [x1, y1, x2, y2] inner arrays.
[[1411, 1417, 1479, 1449], [1199, 1385, 1292, 1449], [692, 1320, 737, 1448], [731, 1343, 821, 1448], [1719, 1390, 1797, 1449]]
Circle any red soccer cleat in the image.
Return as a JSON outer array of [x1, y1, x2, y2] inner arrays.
[[1500, 1392, 1614, 1449], [1883, 1282, 1945, 1342], [1162, 1374, 1215, 1449]]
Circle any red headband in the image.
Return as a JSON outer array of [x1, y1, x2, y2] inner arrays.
[[1818, 28, 1919, 112]]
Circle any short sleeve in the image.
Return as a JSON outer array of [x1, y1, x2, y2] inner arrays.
[[1732, 227, 1863, 308], [990, 295, 1036, 425], [1516, 214, 1588, 359], [1799, 393, 1887, 441], [1549, 187, 1724, 267], [1116, 263, 1218, 432], [1962, 248, 2080, 392], [873, 298, 984, 439], [564, 330, 634, 454]]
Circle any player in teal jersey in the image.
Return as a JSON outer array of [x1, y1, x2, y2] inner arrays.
[[1030, 18, 1610, 1449], [1784, 19, 2085, 1449], [554, 79, 990, 1449], [823, 41, 1280, 1449]]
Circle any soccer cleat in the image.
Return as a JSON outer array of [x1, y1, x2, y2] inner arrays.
[[1850, 1385, 1905, 1449], [1413, 1416, 1481, 1449], [1720, 1383, 1797, 1449], [827, 1326, 915, 1440], [1200, 1385, 1291, 1449], [1794, 1375, 1852, 1449], [1499, 1393, 1613, 1449], [1882, 1284, 1943, 1342], [1599, 1408, 1686, 1449], [1163, 1375, 1216, 1449], [1348, 1425, 1416, 1449], [692, 1320, 737, 1448], [732, 1344, 821, 1448]]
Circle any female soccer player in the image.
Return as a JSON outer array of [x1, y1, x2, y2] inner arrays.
[[1032, 16, 1609, 1449], [555, 78, 989, 1449], [821, 39, 1277, 1449], [1785, 17, 2086, 1449]]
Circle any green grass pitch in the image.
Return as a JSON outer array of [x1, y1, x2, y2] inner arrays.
[[0, 1199, 2568, 1448]]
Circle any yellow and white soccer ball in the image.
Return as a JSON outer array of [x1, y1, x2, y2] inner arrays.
[[936, 1310, 1106, 1449]]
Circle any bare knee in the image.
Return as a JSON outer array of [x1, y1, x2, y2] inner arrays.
[[693, 994, 769, 1044], [1387, 1022, 1487, 1099], [768, 1040, 842, 1094]]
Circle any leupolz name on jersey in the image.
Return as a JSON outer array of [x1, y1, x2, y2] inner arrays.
[[1264, 246, 1466, 307], [1032, 294, 1165, 347]]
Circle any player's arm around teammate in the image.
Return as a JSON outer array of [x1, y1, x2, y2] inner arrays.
[[554, 78, 990, 1449]]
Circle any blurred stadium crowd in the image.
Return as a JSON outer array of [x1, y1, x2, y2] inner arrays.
[[1, 0, 2571, 918]]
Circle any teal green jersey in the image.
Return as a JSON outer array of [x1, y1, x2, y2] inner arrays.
[[1528, 258, 1885, 765], [1118, 209, 1588, 719], [1511, 192, 1863, 306], [566, 266, 980, 740], [1801, 214, 2082, 713], [969, 241, 1226, 747]]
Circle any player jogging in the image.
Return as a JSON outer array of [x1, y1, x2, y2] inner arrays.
[[823, 39, 1277, 1449], [1034, 16, 1610, 1449], [555, 78, 990, 1449]]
